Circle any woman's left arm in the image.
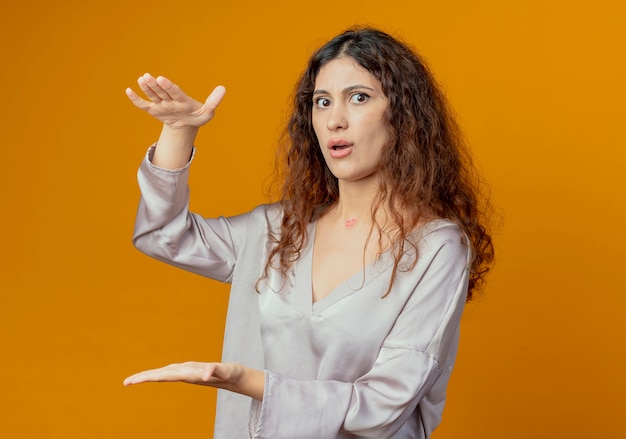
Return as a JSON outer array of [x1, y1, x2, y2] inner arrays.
[[124, 361, 265, 401]]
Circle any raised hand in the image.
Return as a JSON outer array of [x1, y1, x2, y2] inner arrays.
[[123, 361, 265, 400], [126, 73, 226, 129], [127, 73, 227, 168]]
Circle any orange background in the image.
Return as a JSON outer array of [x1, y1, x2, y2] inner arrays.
[[1, 0, 624, 437]]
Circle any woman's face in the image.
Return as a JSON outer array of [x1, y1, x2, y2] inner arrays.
[[312, 56, 390, 185]]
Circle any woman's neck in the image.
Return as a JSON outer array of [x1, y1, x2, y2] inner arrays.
[[328, 178, 384, 229], [327, 177, 435, 232]]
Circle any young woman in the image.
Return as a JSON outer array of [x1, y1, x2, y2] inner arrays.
[[124, 28, 494, 439]]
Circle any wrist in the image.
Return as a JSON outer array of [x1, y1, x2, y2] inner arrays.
[[152, 124, 197, 169], [162, 123, 199, 134], [230, 364, 265, 401]]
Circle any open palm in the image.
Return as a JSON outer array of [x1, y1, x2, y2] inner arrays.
[[126, 73, 225, 128]]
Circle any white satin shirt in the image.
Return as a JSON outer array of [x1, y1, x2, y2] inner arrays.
[[133, 147, 470, 438]]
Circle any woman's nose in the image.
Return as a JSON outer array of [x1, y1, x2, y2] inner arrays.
[[326, 104, 348, 131]]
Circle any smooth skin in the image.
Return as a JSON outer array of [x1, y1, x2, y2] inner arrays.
[[310, 57, 391, 303], [124, 73, 264, 401]]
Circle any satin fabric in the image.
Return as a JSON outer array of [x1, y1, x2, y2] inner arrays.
[[134, 146, 470, 438]]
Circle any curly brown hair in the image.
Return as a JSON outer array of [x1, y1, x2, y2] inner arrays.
[[264, 27, 494, 301]]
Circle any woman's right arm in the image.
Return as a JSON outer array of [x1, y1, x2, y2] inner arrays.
[[127, 74, 245, 282]]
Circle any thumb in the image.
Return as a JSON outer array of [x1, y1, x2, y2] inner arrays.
[[201, 363, 218, 382], [205, 85, 226, 113]]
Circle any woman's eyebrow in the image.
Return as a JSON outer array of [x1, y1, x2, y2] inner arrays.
[[313, 84, 377, 96], [343, 84, 376, 94]]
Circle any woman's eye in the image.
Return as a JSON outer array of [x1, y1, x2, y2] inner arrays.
[[350, 93, 370, 104], [314, 97, 331, 108]]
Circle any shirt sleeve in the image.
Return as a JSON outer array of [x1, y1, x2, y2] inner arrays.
[[250, 230, 470, 439], [132, 145, 250, 283]]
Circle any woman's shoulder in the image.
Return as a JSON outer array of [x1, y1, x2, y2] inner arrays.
[[412, 218, 469, 258], [247, 202, 283, 222], [231, 203, 284, 232], [415, 218, 460, 238]]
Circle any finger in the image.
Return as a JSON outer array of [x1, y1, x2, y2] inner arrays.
[[142, 73, 172, 101], [124, 369, 159, 386], [124, 364, 176, 385], [123, 362, 205, 386], [155, 75, 181, 101], [125, 87, 152, 111], [124, 372, 143, 386], [137, 74, 162, 102], [124, 369, 174, 385]]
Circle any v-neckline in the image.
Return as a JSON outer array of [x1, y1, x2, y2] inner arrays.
[[294, 221, 392, 315]]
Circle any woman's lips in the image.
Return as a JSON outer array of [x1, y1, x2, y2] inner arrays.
[[328, 140, 353, 158]]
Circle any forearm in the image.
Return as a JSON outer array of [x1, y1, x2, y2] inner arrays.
[[152, 124, 198, 169]]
